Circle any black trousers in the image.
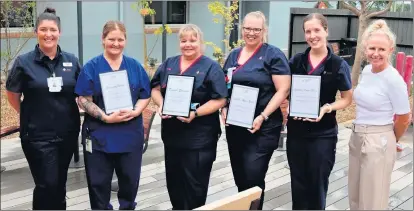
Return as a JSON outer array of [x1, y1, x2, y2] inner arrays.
[[164, 146, 216, 210], [21, 135, 77, 210], [226, 125, 281, 210], [83, 146, 143, 210], [286, 136, 338, 210]]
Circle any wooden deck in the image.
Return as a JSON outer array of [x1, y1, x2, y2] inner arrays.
[[1, 117, 412, 210]]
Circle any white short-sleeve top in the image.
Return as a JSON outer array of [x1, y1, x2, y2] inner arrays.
[[353, 64, 410, 125]]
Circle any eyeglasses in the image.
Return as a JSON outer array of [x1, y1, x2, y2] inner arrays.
[[242, 27, 263, 34]]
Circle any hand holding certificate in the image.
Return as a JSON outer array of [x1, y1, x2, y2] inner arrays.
[[162, 75, 195, 117], [226, 84, 259, 128], [99, 70, 133, 114], [289, 75, 321, 119]]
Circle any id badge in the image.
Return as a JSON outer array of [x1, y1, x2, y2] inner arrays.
[[85, 137, 93, 153], [226, 67, 236, 89], [47, 77, 63, 92]]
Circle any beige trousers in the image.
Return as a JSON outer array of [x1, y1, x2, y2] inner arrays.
[[348, 124, 396, 210]]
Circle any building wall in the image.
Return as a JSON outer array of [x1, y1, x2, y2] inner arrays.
[[1, 1, 225, 71], [268, 1, 321, 54], [2, 1, 345, 70]]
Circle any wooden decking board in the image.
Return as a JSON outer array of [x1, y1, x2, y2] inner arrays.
[[397, 197, 413, 210], [1, 122, 412, 210]]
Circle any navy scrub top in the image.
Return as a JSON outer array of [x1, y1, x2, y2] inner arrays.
[[223, 43, 291, 129], [75, 54, 151, 153], [6, 44, 81, 141], [151, 55, 228, 149], [287, 47, 352, 137]]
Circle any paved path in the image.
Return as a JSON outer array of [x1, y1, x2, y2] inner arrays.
[[1, 116, 412, 210]]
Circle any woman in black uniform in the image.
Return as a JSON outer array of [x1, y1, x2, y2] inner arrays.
[[150, 24, 227, 210], [6, 8, 81, 210], [287, 13, 352, 210], [221, 11, 291, 210]]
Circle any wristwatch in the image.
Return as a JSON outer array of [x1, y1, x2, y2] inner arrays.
[[324, 103, 333, 113], [194, 110, 199, 118]]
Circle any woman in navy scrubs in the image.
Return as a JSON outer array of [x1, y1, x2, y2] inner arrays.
[[151, 24, 227, 210], [287, 13, 352, 210], [75, 21, 150, 210], [221, 11, 291, 210], [6, 8, 81, 210]]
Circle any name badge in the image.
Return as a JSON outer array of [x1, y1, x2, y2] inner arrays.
[[63, 62, 73, 67], [85, 137, 93, 153], [226, 67, 236, 89], [47, 77, 63, 92]]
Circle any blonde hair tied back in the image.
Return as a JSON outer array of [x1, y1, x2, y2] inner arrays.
[[243, 11, 268, 43], [361, 19, 396, 63], [178, 24, 206, 54]]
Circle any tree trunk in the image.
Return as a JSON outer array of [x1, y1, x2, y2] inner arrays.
[[142, 17, 149, 70], [351, 15, 368, 86]]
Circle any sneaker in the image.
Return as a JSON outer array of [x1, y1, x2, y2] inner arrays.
[[396, 143, 403, 152]]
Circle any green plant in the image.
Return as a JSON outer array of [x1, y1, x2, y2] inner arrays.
[[147, 24, 172, 61], [204, 41, 224, 64], [148, 57, 157, 67], [132, 0, 171, 71], [0, 0, 35, 80], [207, 0, 239, 53], [205, 0, 245, 66]]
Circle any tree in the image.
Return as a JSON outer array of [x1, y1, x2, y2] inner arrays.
[[132, 0, 171, 72], [339, 1, 392, 86], [0, 0, 35, 80], [206, 0, 244, 64]]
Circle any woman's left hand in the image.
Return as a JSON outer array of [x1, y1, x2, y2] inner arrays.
[[300, 104, 330, 122], [119, 109, 140, 122], [248, 115, 265, 134], [177, 111, 196, 123]]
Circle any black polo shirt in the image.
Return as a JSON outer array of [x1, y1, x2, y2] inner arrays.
[[287, 47, 352, 138], [6, 45, 81, 141]]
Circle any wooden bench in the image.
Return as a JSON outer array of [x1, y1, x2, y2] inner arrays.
[[0, 126, 20, 138], [194, 187, 262, 210], [1, 125, 20, 173], [142, 108, 156, 153], [0, 108, 156, 174]]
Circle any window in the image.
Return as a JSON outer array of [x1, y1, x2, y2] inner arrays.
[[0, 1, 35, 28], [145, 1, 187, 24]]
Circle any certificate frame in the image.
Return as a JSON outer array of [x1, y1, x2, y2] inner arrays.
[[99, 70, 134, 114], [226, 84, 259, 128], [161, 74, 195, 118], [289, 74, 321, 119]]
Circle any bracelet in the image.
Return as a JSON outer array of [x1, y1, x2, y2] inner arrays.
[[325, 103, 333, 113], [260, 112, 269, 121]]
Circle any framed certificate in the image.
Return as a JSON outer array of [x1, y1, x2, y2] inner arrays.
[[99, 70, 134, 114], [226, 84, 259, 128], [289, 74, 321, 118], [162, 74, 195, 117]]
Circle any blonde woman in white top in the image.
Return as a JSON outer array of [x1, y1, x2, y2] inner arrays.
[[348, 19, 411, 210]]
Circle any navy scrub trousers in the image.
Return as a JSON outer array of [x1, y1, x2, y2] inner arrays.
[[22, 134, 78, 210], [165, 146, 217, 210], [226, 126, 282, 210], [287, 136, 337, 210], [83, 145, 143, 210]]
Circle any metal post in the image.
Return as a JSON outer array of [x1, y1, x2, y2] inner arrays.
[[77, 1, 84, 66], [70, 1, 85, 168], [161, 1, 167, 62]]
